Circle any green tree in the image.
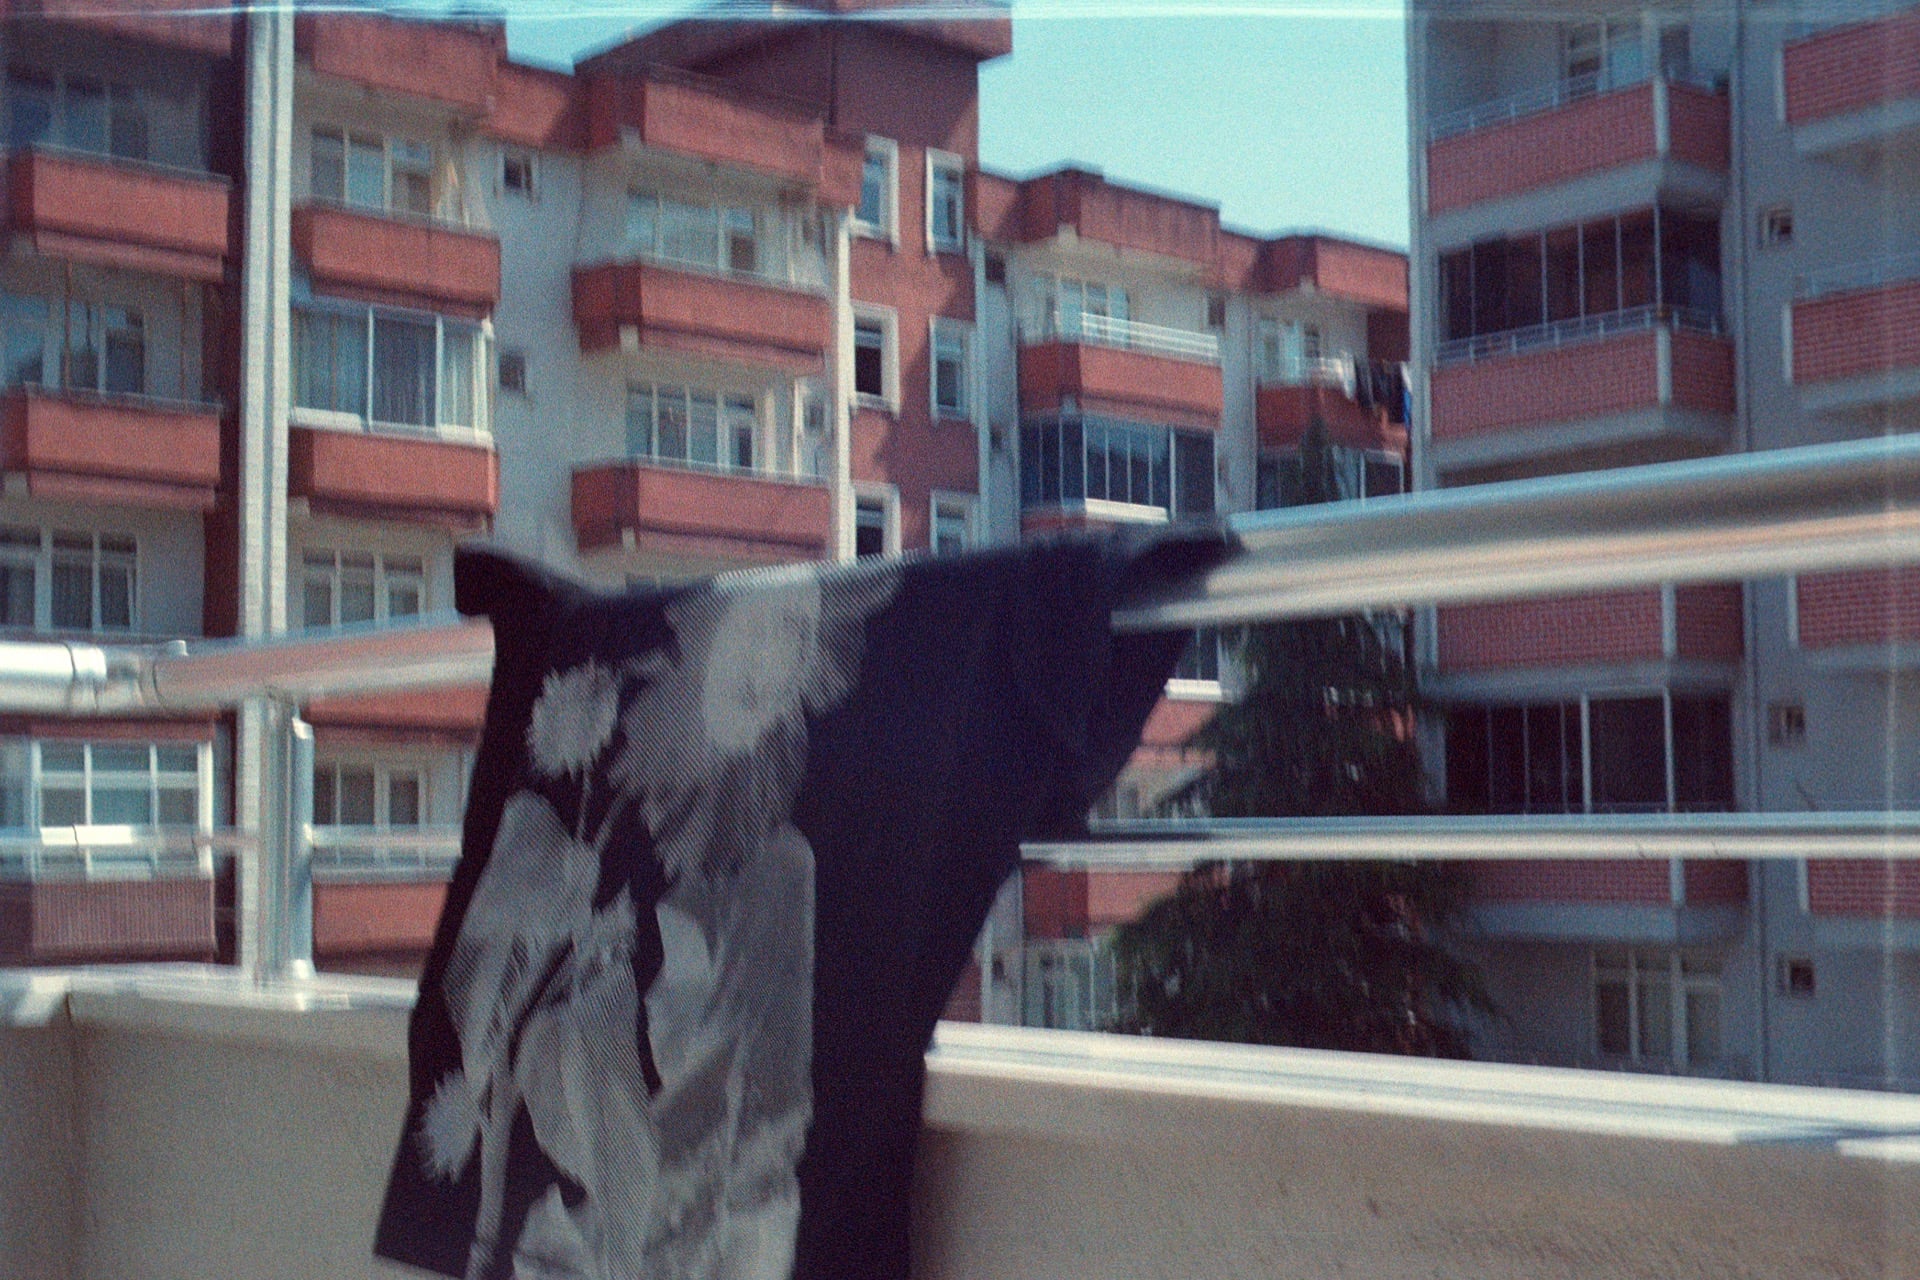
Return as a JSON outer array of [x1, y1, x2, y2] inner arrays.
[[1108, 422, 1490, 1056]]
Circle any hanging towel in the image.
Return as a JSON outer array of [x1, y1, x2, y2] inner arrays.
[[374, 531, 1228, 1280]]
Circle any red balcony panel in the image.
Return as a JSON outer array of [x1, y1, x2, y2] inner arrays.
[[1257, 236, 1409, 310], [1433, 332, 1660, 441], [313, 881, 448, 961], [571, 262, 831, 374], [1437, 591, 1665, 673], [288, 426, 498, 530], [1019, 340, 1222, 431], [1672, 584, 1744, 662], [1683, 860, 1748, 906], [6, 150, 230, 281], [1255, 383, 1405, 453], [1792, 281, 1920, 385], [586, 74, 829, 188], [1087, 870, 1184, 930], [1808, 861, 1920, 918], [1019, 509, 1136, 539], [484, 61, 587, 150], [305, 685, 489, 739], [0, 877, 215, 964], [1669, 328, 1738, 415], [1471, 860, 1672, 906], [291, 204, 501, 318], [1, 387, 220, 510], [571, 462, 832, 565], [1796, 567, 1920, 649], [1023, 866, 1089, 940], [1014, 168, 1219, 264], [17, 0, 234, 56], [1783, 9, 1920, 126], [1141, 697, 1216, 751], [297, 12, 502, 112], [1428, 81, 1727, 215]]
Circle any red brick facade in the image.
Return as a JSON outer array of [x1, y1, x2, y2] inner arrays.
[[1796, 567, 1920, 648], [1791, 280, 1920, 385], [1807, 860, 1920, 918], [1432, 333, 1661, 439], [1437, 590, 1666, 672], [1471, 860, 1674, 905], [1673, 584, 1746, 662], [1783, 8, 1920, 126], [1428, 84, 1658, 215]]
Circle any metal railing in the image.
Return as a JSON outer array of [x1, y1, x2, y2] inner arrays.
[[308, 825, 460, 881], [9, 435, 1920, 976], [0, 828, 248, 881], [1024, 313, 1221, 363], [1434, 303, 1722, 367], [1797, 251, 1920, 300], [1427, 67, 1720, 141]]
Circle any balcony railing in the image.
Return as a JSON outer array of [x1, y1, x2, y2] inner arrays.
[[0, 828, 236, 881], [307, 825, 459, 880], [1435, 303, 1723, 367], [1798, 251, 1920, 299], [1428, 66, 1719, 141], [1024, 313, 1221, 363]]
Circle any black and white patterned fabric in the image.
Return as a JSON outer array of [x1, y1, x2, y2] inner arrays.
[[374, 533, 1225, 1280]]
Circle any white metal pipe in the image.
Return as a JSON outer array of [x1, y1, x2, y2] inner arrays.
[[1024, 813, 1920, 868]]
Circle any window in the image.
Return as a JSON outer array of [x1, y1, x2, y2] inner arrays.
[[1020, 416, 1215, 520], [626, 384, 759, 472], [1563, 18, 1646, 92], [63, 301, 144, 396], [310, 127, 436, 217], [1172, 627, 1223, 684], [855, 136, 897, 239], [854, 487, 897, 558], [852, 306, 897, 410], [927, 151, 964, 252], [7, 69, 152, 162], [1446, 693, 1734, 815], [0, 740, 204, 832], [627, 193, 761, 277], [0, 527, 136, 634], [931, 319, 970, 418], [1028, 274, 1129, 343], [1437, 207, 1722, 351], [1255, 319, 1325, 384], [1256, 445, 1404, 510], [293, 304, 487, 434], [930, 494, 975, 554], [300, 551, 425, 631], [0, 294, 48, 389], [497, 349, 527, 396], [1594, 948, 1721, 1069], [1767, 700, 1807, 747], [501, 149, 536, 198], [1205, 293, 1228, 330], [1024, 940, 1120, 1032], [314, 761, 425, 829], [1760, 206, 1794, 248]]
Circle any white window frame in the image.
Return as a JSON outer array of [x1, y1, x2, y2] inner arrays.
[[851, 304, 899, 413], [930, 318, 971, 420], [291, 301, 491, 442], [853, 483, 902, 558], [1592, 947, 1721, 1069], [500, 147, 536, 200], [929, 491, 978, 555], [0, 525, 138, 635], [298, 549, 428, 633], [0, 738, 212, 834], [624, 383, 763, 475], [309, 125, 440, 219], [854, 136, 898, 244], [926, 149, 965, 254], [313, 758, 429, 829], [4, 67, 159, 164]]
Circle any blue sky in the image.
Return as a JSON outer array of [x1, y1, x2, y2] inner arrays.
[[500, 1, 1410, 248]]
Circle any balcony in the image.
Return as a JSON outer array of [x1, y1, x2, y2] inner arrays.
[[571, 459, 833, 569], [296, 11, 502, 113], [1425, 75, 1728, 239], [5, 148, 230, 282], [1790, 255, 1920, 422], [290, 204, 501, 318], [571, 260, 832, 374], [1020, 316, 1223, 431], [1435, 585, 1743, 680], [1470, 857, 1747, 943], [13, 0, 235, 56], [1782, 8, 1920, 167], [0, 386, 221, 511], [1007, 166, 1221, 264], [1428, 309, 1735, 480], [1256, 361, 1407, 454], [287, 425, 498, 532]]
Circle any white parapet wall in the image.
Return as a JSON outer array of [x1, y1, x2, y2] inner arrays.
[[5, 969, 1920, 1279]]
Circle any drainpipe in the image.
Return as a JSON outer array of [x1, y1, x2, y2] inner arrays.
[[830, 209, 855, 560]]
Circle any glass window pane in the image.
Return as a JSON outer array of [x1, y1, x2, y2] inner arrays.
[[659, 200, 719, 268], [0, 560, 34, 628], [97, 561, 132, 631], [40, 785, 84, 827], [859, 146, 887, 227], [157, 787, 196, 826], [338, 769, 376, 825], [2, 294, 47, 388], [311, 128, 346, 203], [64, 77, 107, 153], [7, 70, 54, 151], [372, 315, 435, 426], [440, 325, 475, 428], [1595, 979, 1631, 1056], [40, 743, 83, 772], [1176, 432, 1213, 517], [1589, 696, 1667, 812], [91, 785, 151, 826], [1638, 971, 1674, 1059], [108, 93, 147, 162], [346, 135, 384, 209], [626, 386, 655, 457], [91, 744, 147, 773], [389, 774, 422, 826], [626, 194, 658, 249], [1673, 695, 1734, 811], [1059, 418, 1083, 500], [303, 573, 335, 629], [1486, 706, 1525, 812], [1686, 990, 1721, 1064], [689, 393, 718, 466], [853, 322, 884, 398], [50, 559, 91, 630], [339, 572, 376, 625], [155, 745, 197, 773], [313, 768, 337, 825], [656, 389, 688, 461]]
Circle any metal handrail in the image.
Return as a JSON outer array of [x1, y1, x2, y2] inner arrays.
[[1023, 313, 1221, 363], [1428, 67, 1720, 141], [307, 825, 461, 881], [1797, 251, 1920, 299], [1434, 304, 1722, 367], [0, 828, 254, 882]]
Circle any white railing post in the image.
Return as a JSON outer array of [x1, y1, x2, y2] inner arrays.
[[252, 699, 314, 983]]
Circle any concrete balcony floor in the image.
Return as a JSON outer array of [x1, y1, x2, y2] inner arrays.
[[6, 966, 1920, 1279]]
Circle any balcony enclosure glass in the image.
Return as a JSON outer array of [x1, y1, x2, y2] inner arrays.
[[1438, 206, 1722, 356], [1019, 415, 1215, 520]]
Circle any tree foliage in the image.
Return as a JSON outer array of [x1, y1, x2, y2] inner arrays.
[[1108, 422, 1491, 1057]]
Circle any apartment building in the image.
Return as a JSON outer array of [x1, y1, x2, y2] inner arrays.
[[0, 3, 1410, 1001], [1410, 1, 1920, 1085]]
